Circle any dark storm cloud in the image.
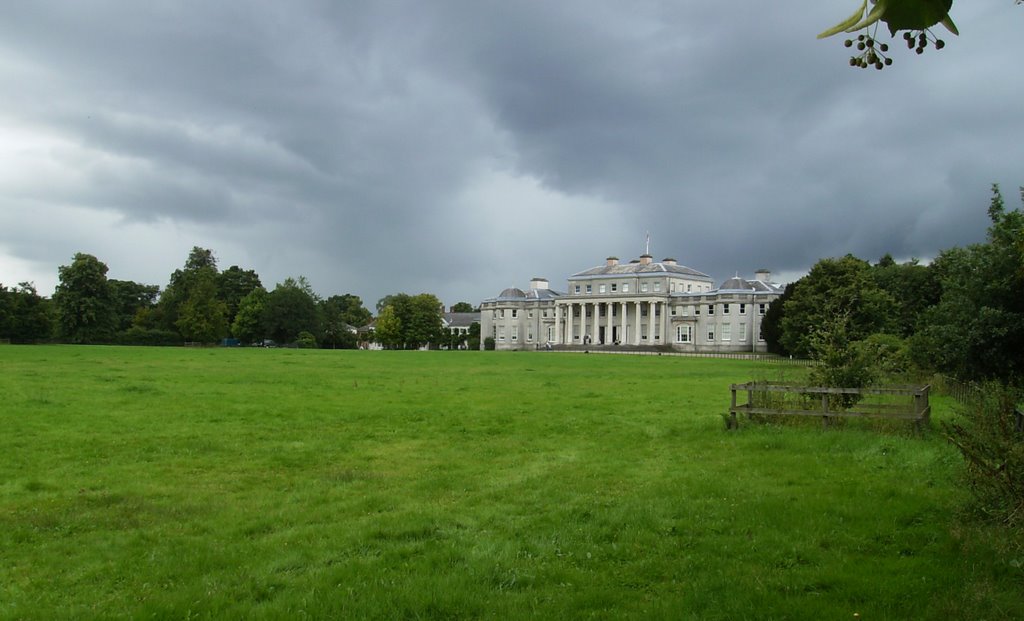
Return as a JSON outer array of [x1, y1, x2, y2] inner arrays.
[[1, 1, 1022, 305]]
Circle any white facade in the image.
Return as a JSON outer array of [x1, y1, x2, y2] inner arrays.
[[480, 256, 781, 353]]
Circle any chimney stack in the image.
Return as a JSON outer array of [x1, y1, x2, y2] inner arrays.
[[639, 254, 653, 265], [530, 277, 549, 290], [662, 257, 677, 266], [754, 269, 771, 282], [606, 256, 619, 267]]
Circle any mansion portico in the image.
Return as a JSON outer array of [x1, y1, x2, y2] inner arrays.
[[480, 254, 782, 353]]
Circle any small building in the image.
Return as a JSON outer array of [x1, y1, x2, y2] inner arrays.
[[441, 311, 481, 349]]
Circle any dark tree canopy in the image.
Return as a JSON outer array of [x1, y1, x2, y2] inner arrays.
[[779, 254, 895, 358], [262, 278, 319, 344], [0, 283, 52, 343], [911, 185, 1024, 384], [217, 266, 263, 328], [54, 253, 117, 344], [375, 292, 444, 349]]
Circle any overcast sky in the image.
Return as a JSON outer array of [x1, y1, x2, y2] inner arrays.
[[2, 2, 1022, 309]]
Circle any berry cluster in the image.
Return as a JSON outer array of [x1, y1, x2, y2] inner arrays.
[[843, 34, 892, 70], [902, 29, 946, 55]]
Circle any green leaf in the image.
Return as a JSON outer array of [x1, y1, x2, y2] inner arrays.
[[847, 0, 890, 33], [882, 0, 954, 36], [940, 15, 960, 36], [817, 0, 868, 39]]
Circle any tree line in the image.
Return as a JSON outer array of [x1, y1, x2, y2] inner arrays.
[[1, 246, 479, 350], [760, 184, 1022, 388]]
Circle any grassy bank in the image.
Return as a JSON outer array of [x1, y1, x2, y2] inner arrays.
[[1, 346, 1020, 619]]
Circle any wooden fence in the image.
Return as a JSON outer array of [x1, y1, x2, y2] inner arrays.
[[728, 382, 931, 430]]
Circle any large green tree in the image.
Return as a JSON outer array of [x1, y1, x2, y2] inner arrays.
[[379, 293, 444, 349], [109, 279, 160, 333], [778, 255, 895, 358], [911, 186, 1024, 384], [159, 247, 219, 334], [231, 287, 268, 345], [217, 265, 263, 328], [373, 305, 402, 349], [175, 269, 228, 343], [53, 253, 118, 344], [0, 283, 53, 342], [760, 282, 796, 356], [262, 278, 319, 345], [871, 255, 940, 338]]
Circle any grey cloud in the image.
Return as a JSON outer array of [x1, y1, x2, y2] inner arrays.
[[0, 1, 1021, 306]]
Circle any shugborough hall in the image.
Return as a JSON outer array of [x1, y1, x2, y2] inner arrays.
[[479, 253, 782, 353]]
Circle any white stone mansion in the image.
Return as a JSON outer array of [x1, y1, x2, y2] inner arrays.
[[479, 254, 782, 352]]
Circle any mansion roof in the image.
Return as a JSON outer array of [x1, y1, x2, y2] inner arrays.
[[717, 276, 781, 293], [570, 261, 712, 280], [486, 286, 564, 303]]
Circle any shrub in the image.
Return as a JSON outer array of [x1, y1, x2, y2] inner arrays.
[[483, 337, 496, 351], [296, 331, 318, 349], [945, 383, 1024, 526], [852, 333, 912, 379], [117, 327, 182, 346]]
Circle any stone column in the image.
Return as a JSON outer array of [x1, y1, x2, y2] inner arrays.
[[633, 301, 642, 345], [554, 303, 562, 344], [620, 301, 627, 345], [581, 303, 589, 346], [592, 303, 601, 344], [649, 301, 658, 344]]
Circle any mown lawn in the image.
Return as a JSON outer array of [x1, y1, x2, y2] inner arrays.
[[1, 345, 1021, 619]]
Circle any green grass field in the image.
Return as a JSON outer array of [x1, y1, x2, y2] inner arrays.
[[1, 346, 1021, 619]]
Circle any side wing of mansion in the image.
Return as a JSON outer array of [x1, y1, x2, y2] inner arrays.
[[479, 254, 782, 353]]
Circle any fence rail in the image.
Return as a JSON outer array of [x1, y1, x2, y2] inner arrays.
[[728, 381, 931, 430]]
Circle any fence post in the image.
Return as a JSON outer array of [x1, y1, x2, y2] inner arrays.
[[729, 385, 738, 430], [821, 392, 830, 429]]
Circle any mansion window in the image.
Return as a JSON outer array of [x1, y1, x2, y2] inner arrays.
[[586, 284, 593, 294], [759, 303, 766, 315], [622, 284, 630, 293], [739, 303, 747, 315], [527, 328, 533, 341], [654, 282, 661, 292], [707, 304, 715, 315], [599, 284, 607, 294], [641, 283, 649, 293], [547, 326, 554, 342], [511, 326, 518, 341], [722, 324, 732, 341], [707, 328, 715, 341], [611, 283, 617, 292], [739, 322, 748, 341], [528, 310, 534, 319], [511, 309, 518, 318], [687, 284, 692, 292], [498, 327, 506, 341], [575, 285, 581, 294], [723, 303, 730, 315], [676, 325, 693, 343]]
